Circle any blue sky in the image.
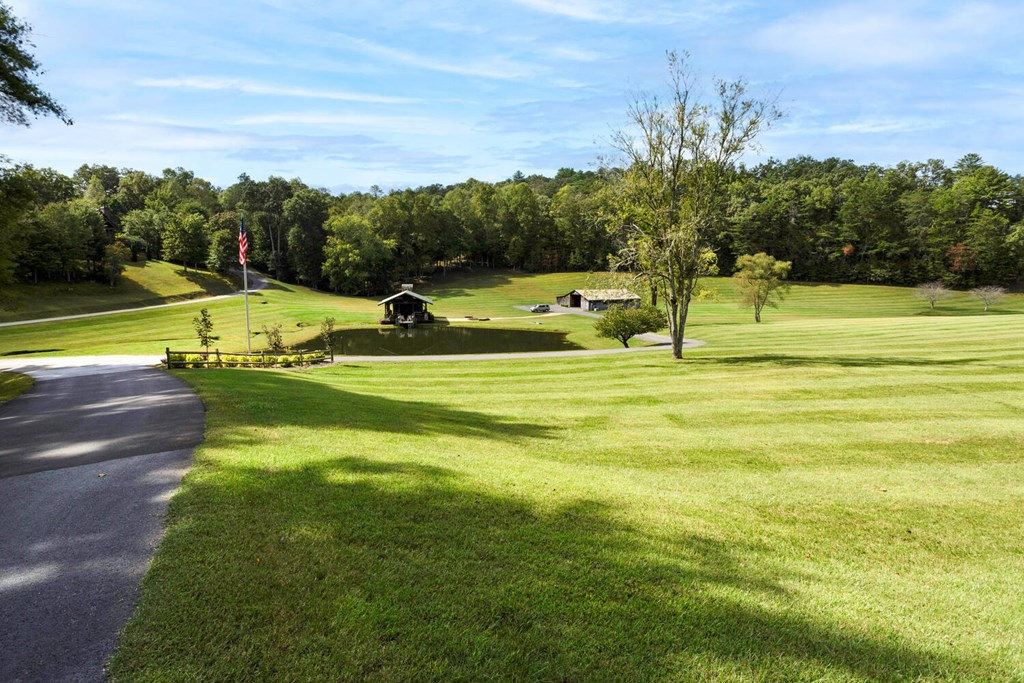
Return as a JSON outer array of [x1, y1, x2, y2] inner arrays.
[[3, 0, 1022, 192]]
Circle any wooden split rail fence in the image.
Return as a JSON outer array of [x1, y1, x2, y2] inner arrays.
[[165, 347, 331, 369]]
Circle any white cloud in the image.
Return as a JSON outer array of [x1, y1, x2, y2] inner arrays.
[[509, 0, 618, 23], [335, 33, 544, 81], [757, 2, 1011, 70], [825, 119, 944, 135], [542, 46, 603, 63], [506, 0, 735, 25], [136, 77, 415, 104], [231, 113, 467, 136]]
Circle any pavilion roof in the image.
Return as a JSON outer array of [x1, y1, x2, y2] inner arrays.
[[377, 290, 434, 306]]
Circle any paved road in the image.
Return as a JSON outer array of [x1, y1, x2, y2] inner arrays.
[[0, 357, 203, 682]]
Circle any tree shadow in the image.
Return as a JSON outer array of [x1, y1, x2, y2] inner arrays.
[[419, 269, 517, 299], [195, 370, 556, 444], [176, 268, 237, 296], [111, 455, 1001, 680]]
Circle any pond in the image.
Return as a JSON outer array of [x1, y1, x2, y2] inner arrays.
[[299, 325, 583, 356]]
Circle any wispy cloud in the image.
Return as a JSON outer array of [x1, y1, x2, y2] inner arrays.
[[335, 33, 543, 81], [232, 113, 467, 136], [136, 77, 415, 104], [757, 2, 1013, 70], [507, 0, 734, 25], [825, 119, 944, 135], [509, 0, 618, 23]]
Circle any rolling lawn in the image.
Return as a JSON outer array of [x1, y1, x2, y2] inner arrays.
[[0, 260, 236, 322], [2, 270, 1020, 358], [105, 279, 1024, 681]]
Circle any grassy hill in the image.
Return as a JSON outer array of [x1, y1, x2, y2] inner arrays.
[[99, 272, 1024, 681], [0, 260, 237, 323]]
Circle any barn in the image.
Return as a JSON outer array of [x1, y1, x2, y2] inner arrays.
[[555, 289, 641, 312]]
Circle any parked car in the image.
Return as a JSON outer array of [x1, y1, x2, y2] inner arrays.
[[529, 304, 551, 313]]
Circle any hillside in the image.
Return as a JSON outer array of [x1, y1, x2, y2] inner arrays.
[[0, 260, 237, 323]]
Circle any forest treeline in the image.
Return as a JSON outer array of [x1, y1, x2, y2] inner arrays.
[[0, 153, 1021, 296]]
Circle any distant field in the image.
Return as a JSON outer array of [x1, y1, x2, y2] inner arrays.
[[0, 260, 236, 323], [109, 308, 1024, 681], [1, 270, 1019, 358]]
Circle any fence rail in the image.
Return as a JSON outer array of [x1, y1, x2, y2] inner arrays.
[[165, 347, 330, 369]]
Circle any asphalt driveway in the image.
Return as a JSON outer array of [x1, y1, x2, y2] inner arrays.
[[0, 357, 203, 682]]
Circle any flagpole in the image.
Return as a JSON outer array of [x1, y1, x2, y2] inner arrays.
[[243, 259, 251, 353], [240, 215, 252, 353]]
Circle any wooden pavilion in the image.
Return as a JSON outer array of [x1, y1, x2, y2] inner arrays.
[[378, 287, 435, 328]]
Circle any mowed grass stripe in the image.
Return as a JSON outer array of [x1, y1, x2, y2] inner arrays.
[[109, 300, 1024, 681]]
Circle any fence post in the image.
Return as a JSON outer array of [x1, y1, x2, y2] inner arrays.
[[215, 348, 221, 368], [261, 351, 266, 368], [166, 347, 171, 368]]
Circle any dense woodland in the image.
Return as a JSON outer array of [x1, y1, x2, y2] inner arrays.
[[0, 153, 1021, 297]]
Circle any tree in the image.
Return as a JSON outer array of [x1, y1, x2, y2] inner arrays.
[[320, 316, 336, 361], [0, 158, 31, 307], [192, 308, 213, 351], [610, 51, 780, 358], [161, 210, 207, 271], [733, 252, 792, 322], [322, 213, 394, 294], [969, 285, 1006, 312], [914, 282, 954, 310], [261, 323, 284, 352], [0, 2, 71, 126], [101, 241, 130, 286], [284, 188, 331, 287], [594, 304, 668, 348]]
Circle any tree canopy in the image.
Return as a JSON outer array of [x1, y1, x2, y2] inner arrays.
[[610, 51, 782, 358], [0, 2, 70, 126], [594, 305, 668, 348], [733, 253, 792, 323]]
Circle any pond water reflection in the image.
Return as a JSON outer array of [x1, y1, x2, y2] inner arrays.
[[300, 325, 583, 356]]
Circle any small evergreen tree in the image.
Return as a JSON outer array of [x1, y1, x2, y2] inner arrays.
[[192, 308, 213, 351], [320, 316, 336, 361]]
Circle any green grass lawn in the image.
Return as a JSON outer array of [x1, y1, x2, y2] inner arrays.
[[0, 371, 33, 402], [106, 281, 1024, 681], [0, 260, 237, 323], [3, 270, 1020, 358]]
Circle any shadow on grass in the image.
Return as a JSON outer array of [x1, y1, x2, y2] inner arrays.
[[177, 268, 238, 296], [111, 454, 999, 681], [690, 354, 979, 368], [420, 269, 516, 299], [189, 370, 556, 443]]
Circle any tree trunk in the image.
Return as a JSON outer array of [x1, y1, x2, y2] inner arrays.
[[755, 308, 761, 323]]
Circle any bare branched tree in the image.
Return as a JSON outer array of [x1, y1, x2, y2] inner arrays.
[[914, 282, 954, 310], [969, 285, 1007, 312], [609, 51, 781, 358]]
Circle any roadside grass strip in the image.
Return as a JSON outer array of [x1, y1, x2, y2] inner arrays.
[[0, 371, 33, 402]]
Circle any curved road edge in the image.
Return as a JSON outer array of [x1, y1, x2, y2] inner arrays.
[[0, 357, 204, 682]]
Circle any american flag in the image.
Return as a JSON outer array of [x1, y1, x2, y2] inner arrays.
[[238, 218, 249, 266]]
